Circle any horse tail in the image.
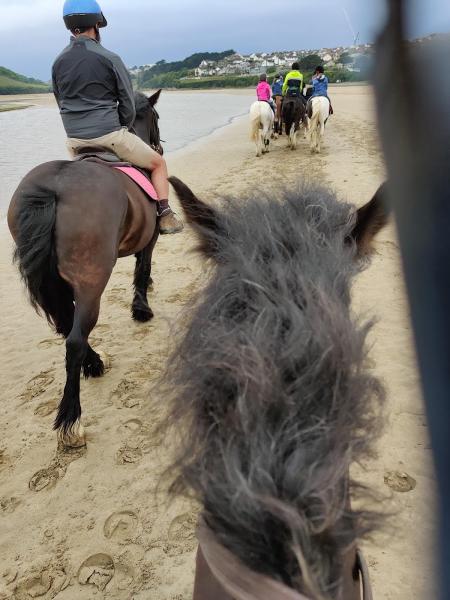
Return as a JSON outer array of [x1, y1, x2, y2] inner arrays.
[[250, 107, 261, 142], [309, 101, 321, 132], [13, 182, 74, 336]]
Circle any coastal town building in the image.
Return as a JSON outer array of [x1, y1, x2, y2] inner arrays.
[[190, 45, 374, 78]]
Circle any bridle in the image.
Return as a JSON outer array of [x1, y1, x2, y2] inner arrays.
[[196, 520, 373, 600], [131, 104, 164, 156]]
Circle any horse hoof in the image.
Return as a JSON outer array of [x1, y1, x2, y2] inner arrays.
[[58, 421, 86, 449], [83, 351, 105, 378], [132, 307, 154, 322], [98, 351, 111, 371]]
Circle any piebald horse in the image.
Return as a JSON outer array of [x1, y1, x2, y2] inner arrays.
[[309, 96, 330, 154]]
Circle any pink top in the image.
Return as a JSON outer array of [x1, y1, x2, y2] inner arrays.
[[256, 81, 272, 102]]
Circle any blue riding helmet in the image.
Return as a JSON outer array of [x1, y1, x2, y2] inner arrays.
[[63, 0, 107, 30]]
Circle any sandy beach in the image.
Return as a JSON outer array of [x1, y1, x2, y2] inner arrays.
[[0, 86, 436, 599]]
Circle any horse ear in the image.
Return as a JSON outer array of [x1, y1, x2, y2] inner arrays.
[[351, 182, 390, 255], [169, 176, 221, 257], [148, 89, 162, 107]]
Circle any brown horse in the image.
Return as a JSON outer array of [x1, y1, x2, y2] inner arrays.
[[282, 96, 307, 150], [164, 177, 389, 599], [8, 90, 163, 449], [274, 95, 284, 135]]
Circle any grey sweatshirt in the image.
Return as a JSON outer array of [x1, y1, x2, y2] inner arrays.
[[52, 35, 136, 139]]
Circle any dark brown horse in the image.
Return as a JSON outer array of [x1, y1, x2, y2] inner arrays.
[[164, 177, 388, 599], [8, 90, 163, 449], [282, 96, 307, 150]]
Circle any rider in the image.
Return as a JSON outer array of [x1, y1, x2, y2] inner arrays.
[[282, 62, 306, 104], [271, 73, 284, 98], [309, 65, 334, 115], [256, 74, 275, 113], [52, 0, 183, 234]]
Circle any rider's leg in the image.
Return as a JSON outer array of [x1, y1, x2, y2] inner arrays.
[[67, 130, 183, 234], [327, 95, 334, 115]]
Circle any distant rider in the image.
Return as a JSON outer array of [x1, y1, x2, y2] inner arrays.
[[52, 0, 183, 234], [282, 62, 306, 104], [309, 65, 334, 115], [272, 73, 284, 98], [256, 74, 276, 113]]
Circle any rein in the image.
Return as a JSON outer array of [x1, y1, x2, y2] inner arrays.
[[197, 520, 373, 600]]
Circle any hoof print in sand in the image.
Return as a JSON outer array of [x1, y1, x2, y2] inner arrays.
[[14, 567, 69, 599], [29, 447, 85, 492], [113, 379, 141, 409], [14, 571, 52, 598], [118, 418, 144, 436], [116, 445, 143, 465], [164, 513, 197, 556], [384, 471, 417, 493], [38, 338, 64, 349], [29, 467, 61, 492], [0, 496, 21, 514], [106, 287, 129, 308], [104, 510, 139, 544], [78, 553, 115, 592], [34, 401, 58, 418], [18, 370, 55, 404]]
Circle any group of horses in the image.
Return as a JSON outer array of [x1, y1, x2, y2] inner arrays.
[[8, 85, 385, 598], [6, 5, 413, 590], [250, 94, 330, 157]]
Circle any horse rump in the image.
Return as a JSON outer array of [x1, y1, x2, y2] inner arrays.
[[11, 177, 74, 336]]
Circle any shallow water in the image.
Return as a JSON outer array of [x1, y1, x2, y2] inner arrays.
[[0, 91, 253, 218]]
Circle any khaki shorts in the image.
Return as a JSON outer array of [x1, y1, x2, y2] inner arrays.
[[66, 128, 158, 169]]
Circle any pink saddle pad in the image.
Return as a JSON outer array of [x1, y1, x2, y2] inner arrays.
[[113, 166, 158, 201]]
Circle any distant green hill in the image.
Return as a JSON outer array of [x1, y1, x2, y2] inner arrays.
[[0, 67, 50, 95], [139, 50, 235, 89]]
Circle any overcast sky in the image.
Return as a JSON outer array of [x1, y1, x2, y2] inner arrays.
[[1, 0, 449, 80]]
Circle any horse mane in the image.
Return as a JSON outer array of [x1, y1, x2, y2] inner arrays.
[[163, 183, 385, 598]]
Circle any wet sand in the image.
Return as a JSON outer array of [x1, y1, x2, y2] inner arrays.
[[0, 85, 436, 599]]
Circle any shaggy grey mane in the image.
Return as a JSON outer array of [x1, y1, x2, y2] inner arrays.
[[163, 183, 385, 598]]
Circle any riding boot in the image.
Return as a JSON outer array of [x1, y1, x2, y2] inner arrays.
[[158, 202, 184, 234]]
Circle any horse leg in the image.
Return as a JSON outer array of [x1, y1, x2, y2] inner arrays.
[[132, 228, 159, 322], [55, 290, 102, 448], [263, 126, 271, 153], [289, 123, 296, 149], [256, 130, 263, 157], [47, 285, 104, 380]]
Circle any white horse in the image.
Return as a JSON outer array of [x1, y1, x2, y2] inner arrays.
[[309, 96, 330, 154], [250, 101, 275, 157]]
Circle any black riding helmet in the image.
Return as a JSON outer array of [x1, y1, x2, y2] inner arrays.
[[63, 0, 107, 31]]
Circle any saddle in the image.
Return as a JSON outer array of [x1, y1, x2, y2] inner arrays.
[[73, 147, 158, 201], [306, 97, 334, 119]]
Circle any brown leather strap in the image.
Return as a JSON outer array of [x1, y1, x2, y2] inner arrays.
[[356, 550, 373, 600], [197, 521, 314, 600], [195, 521, 373, 600]]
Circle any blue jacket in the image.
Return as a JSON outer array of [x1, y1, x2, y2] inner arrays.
[[272, 79, 283, 96], [311, 75, 329, 98]]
